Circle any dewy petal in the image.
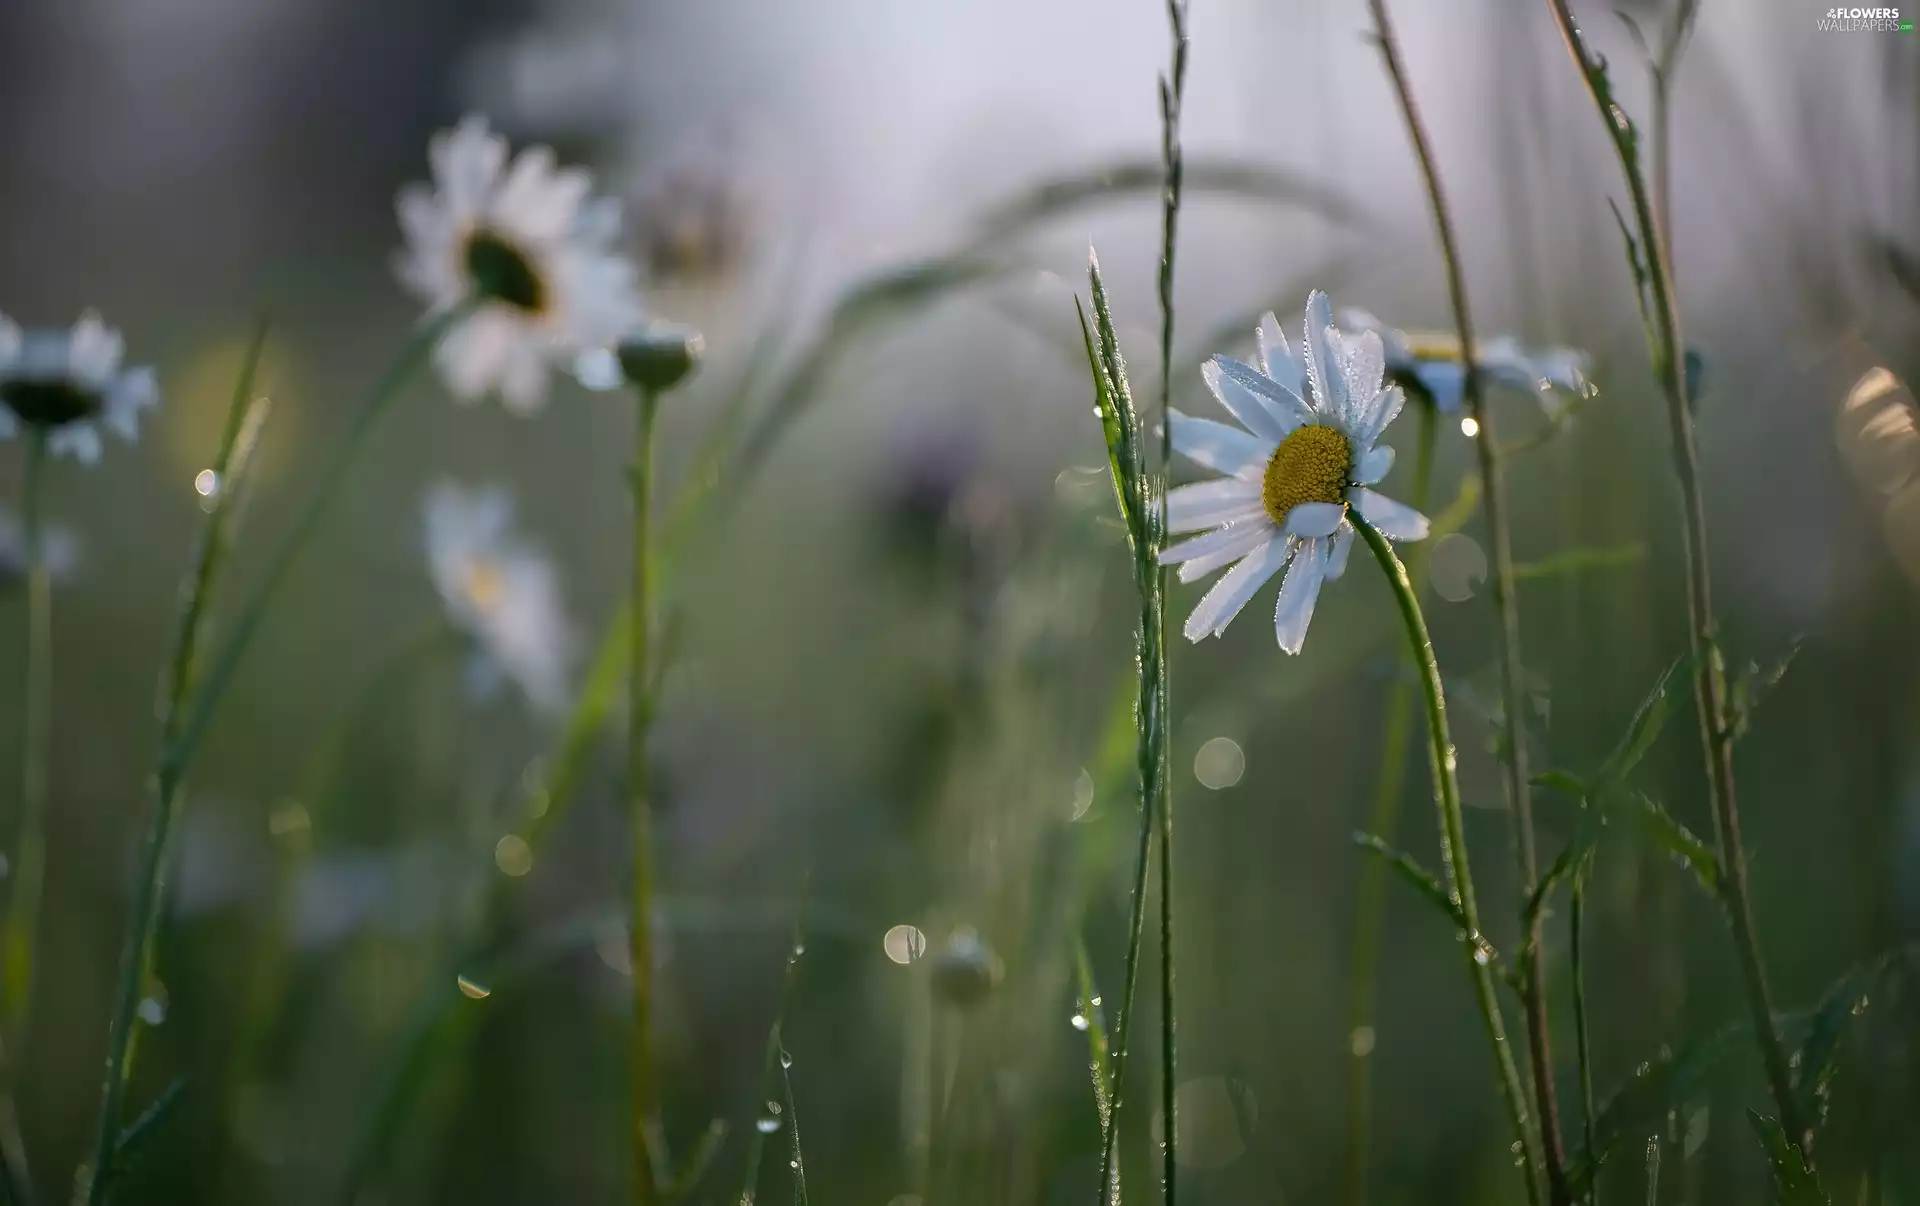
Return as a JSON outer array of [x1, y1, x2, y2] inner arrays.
[[433, 115, 506, 217], [1166, 475, 1262, 533], [1273, 537, 1330, 655], [1340, 327, 1387, 421], [1169, 408, 1271, 478], [1206, 356, 1312, 438], [1339, 308, 1414, 371], [1354, 444, 1395, 485], [1323, 524, 1354, 581], [1283, 500, 1345, 538], [1350, 487, 1430, 540], [496, 339, 553, 415], [1301, 291, 1345, 421], [435, 309, 519, 401], [1159, 520, 1275, 583], [1256, 311, 1307, 396], [1182, 534, 1287, 641], [1353, 383, 1407, 449], [68, 312, 124, 387]]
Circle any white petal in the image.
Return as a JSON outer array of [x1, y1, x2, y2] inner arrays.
[[1256, 311, 1289, 377], [1341, 328, 1387, 422], [1324, 524, 1354, 581], [1350, 487, 1430, 540], [1273, 537, 1330, 654], [1169, 408, 1271, 478], [48, 423, 102, 464], [1338, 308, 1415, 370], [1158, 520, 1275, 583], [497, 340, 553, 415], [1166, 476, 1261, 533], [1414, 361, 1467, 413], [433, 115, 506, 217], [0, 313, 20, 367], [102, 367, 160, 440], [1181, 535, 1287, 641], [1301, 291, 1345, 420], [68, 312, 124, 388], [435, 310, 520, 400], [1283, 500, 1345, 538], [1353, 384, 1408, 449], [1205, 356, 1312, 439], [1354, 444, 1394, 486]]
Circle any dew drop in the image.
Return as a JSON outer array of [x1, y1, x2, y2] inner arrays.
[[194, 469, 221, 499], [779, 1048, 794, 1069], [137, 995, 168, 1026], [456, 974, 491, 1000], [755, 1117, 781, 1135], [791, 942, 807, 959], [766, 1100, 782, 1116], [788, 1159, 799, 1171], [1070, 1013, 1090, 1032]]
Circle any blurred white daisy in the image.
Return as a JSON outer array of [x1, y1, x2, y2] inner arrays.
[[1339, 309, 1592, 419], [423, 481, 575, 714], [1160, 292, 1429, 655], [395, 115, 644, 414], [0, 311, 160, 463]]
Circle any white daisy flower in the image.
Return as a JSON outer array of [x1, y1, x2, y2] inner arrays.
[[1338, 309, 1592, 419], [0, 310, 160, 463], [1159, 292, 1430, 655], [423, 481, 575, 714], [395, 114, 644, 415]]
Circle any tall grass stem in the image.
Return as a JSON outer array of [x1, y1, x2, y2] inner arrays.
[[5, 430, 50, 1049], [1541, 0, 1809, 1155], [1153, 1, 1189, 1198], [1364, 3, 1566, 1197]]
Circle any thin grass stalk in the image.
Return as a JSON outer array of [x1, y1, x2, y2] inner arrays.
[[739, 917, 807, 1206], [1352, 516, 1540, 1205], [4, 429, 49, 1050], [1080, 258, 1166, 1206], [1363, 4, 1565, 1199], [1571, 866, 1598, 1206], [1153, 1, 1189, 1199], [85, 309, 433, 1204], [1075, 938, 1117, 1203], [780, 1048, 807, 1206], [629, 383, 662, 1206], [1541, 0, 1809, 1156], [1341, 402, 1436, 1206]]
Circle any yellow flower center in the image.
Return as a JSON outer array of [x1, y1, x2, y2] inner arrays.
[[463, 229, 547, 314], [1262, 424, 1352, 526], [462, 559, 506, 615]]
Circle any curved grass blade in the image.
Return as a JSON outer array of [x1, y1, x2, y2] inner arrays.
[[1352, 832, 1468, 935], [1748, 1111, 1830, 1206], [1630, 794, 1721, 898], [110, 1077, 186, 1178], [1511, 545, 1646, 583], [972, 157, 1377, 246], [739, 916, 808, 1206]]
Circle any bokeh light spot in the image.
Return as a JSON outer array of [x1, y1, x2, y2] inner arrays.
[[1193, 737, 1245, 790], [883, 924, 927, 965], [1430, 532, 1488, 603], [494, 834, 534, 877]]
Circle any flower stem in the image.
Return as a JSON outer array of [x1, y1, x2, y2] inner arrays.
[[1341, 402, 1435, 1206], [629, 384, 661, 1206], [1364, 3, 1566, 1199], [5, 430, 50, 1050], [1353, 516, 1540, 1206], [1542, 0, 1809, 1157], [85, 311, 425, 1205]]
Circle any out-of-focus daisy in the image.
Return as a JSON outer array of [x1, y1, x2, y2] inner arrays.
[[395, 115, 644, 414], [423, 481, 575, 714], [0, 311, 160, 463], [636, 153, 755, 286], [1160, 293, 1429, 655], [1339, 309, 1592, 420]]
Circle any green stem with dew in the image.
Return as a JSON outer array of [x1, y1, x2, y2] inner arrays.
[[1571, 866, 1598, 1206], [629, 383, 661, 1206], [1153, 1, 1188, 1198], [1353, 516, 1539, 1204], [1541, 0, 1809, 1157], [84, 309, 431, 1204], [1365, 2, 1566, 1199], [1341, 401, 1436, 1206]]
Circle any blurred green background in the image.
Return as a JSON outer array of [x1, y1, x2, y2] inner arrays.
[[0, 0, 1916, 1202]]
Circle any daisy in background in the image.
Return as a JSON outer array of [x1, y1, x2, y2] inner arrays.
[[0, 311, 160, 463], [1160, 292, 1429, 655], [423, 481, 575, 715], [396, 115, 645, 414], [1338, 308, 1592, 428]]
